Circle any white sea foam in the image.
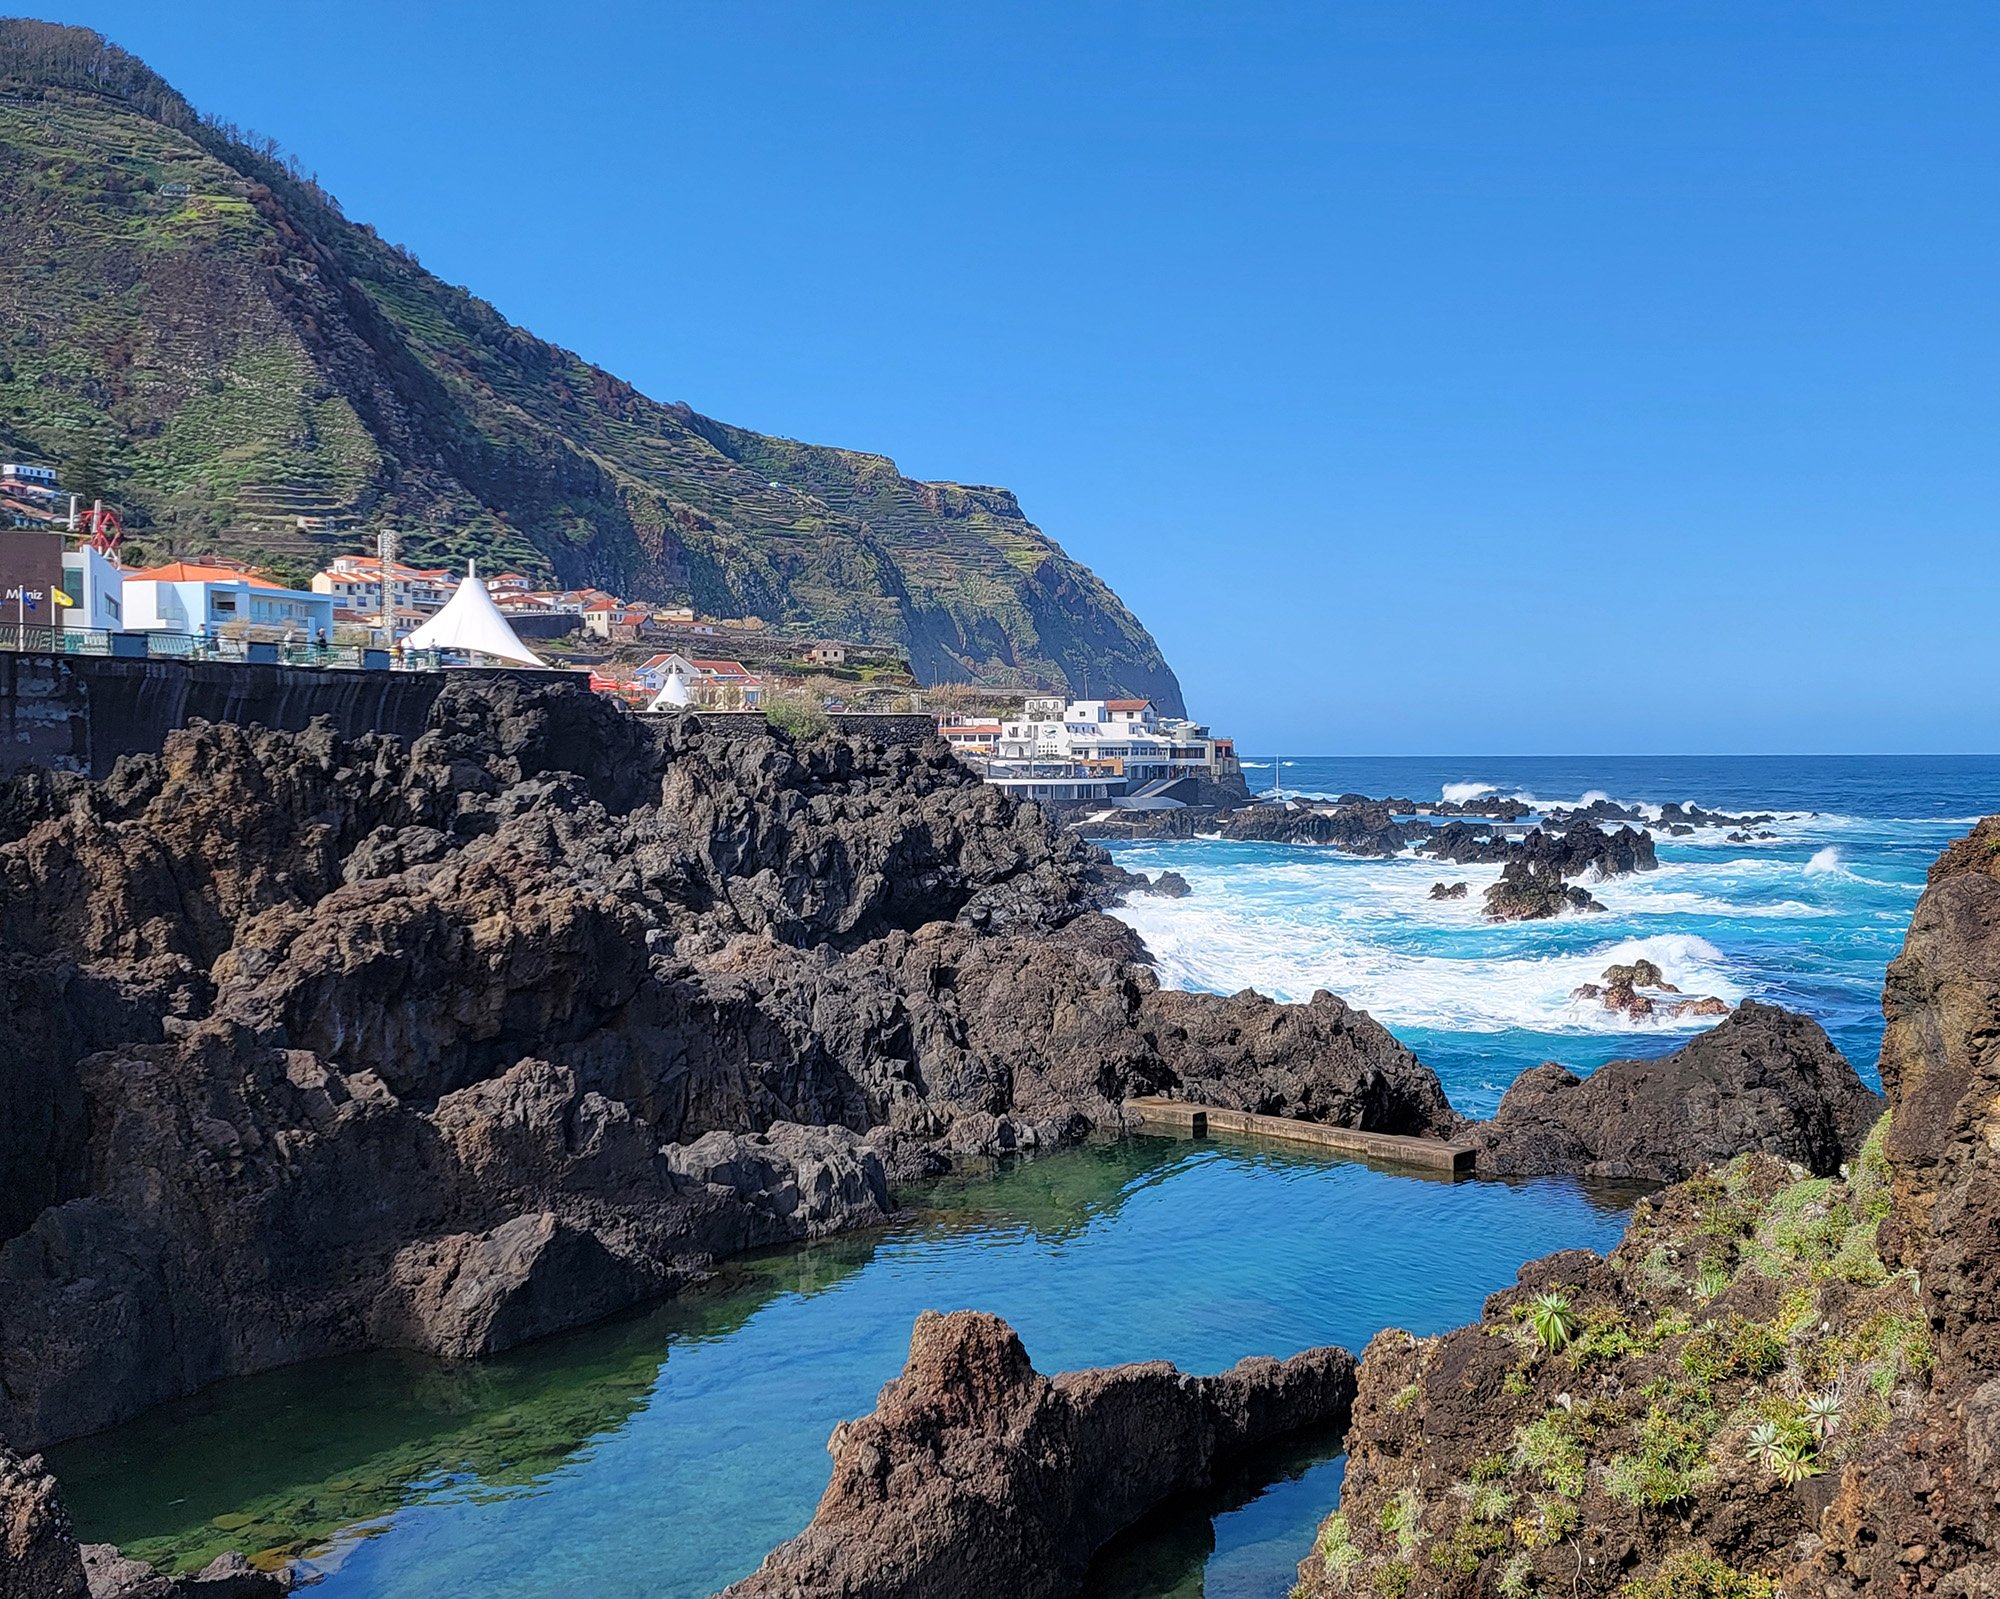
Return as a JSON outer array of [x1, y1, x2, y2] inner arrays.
[[1114, 874, 1744, 1034], [1440, 781, 1496, 804], [1804, 846, 1844, 876]]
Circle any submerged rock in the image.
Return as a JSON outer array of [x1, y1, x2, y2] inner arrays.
[[722, 1309, 1356, 1599], [1474, 999, 1880, 1181], [0, 1439, 285, 1598], [1427, 880, 1468, 900], [1215, 799, 1423, 856], [1568, 961, 1730, 1021]]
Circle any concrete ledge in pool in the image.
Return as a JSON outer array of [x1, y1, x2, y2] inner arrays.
[[1123, 1097, 1478, 1174]]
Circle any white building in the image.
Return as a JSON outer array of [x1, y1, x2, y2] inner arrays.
[[945, 695, 1240, 804], [59, 543, 124, 631], [311, 554, 456, 620], [124, 562, 336, 638]]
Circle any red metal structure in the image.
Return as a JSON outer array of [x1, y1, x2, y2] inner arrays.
[[74, 500, 122, 557]]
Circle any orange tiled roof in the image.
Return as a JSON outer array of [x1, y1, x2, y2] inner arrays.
[[126, 561, 291, 590]]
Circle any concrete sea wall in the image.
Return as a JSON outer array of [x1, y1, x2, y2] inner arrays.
[[0, 654, 940, 778]]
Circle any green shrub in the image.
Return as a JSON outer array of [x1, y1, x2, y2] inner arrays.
[[1379, 1487, 1423, 1556], [1512, 1409, 1589, 1498], [1620, 1549, 1780, 1599], [1606, 1392, 1717, 1507], [1373, 1560, 1412, 1599], [1391, 1383, 1422, 1413], [1498, 1551, 1536, 1599], [1726, 1316, 1787, 1378], [1511, 1492, 1578, 1551], [1566, 1309, 1643, 1368], [1318, 1513, 1363, 1590], [1430, 1514, 1508, 1575], [1769, 1441, 1819, 1483], [764, 695, 831, 740]]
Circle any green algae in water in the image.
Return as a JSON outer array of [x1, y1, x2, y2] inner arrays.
[[47, 1238, 884, 1575]]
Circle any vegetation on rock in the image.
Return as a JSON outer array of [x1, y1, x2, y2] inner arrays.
[[0, 20, 1183, 707], [1295, 1139, 1932, 1599]]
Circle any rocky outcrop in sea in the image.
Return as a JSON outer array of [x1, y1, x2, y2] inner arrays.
[[720, 1309, 1356, 1599], [1471, 999, 1881, 1181]]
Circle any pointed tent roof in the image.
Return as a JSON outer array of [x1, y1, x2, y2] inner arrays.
[[647, 672, 691, 710], [403, 561, 546, 666]]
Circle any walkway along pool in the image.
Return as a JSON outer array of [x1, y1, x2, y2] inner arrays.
[[51, 1135, 1637, 1599]]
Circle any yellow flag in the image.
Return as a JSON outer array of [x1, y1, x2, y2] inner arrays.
[[52, 587, 75, 607]]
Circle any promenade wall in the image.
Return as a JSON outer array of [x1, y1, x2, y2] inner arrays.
[[0, 654, 939, 778]]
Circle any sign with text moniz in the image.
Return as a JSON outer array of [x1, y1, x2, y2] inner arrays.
[[0, 528, 64, 626]]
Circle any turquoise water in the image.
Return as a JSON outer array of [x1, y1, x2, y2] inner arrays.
[[55, 1138, 1634, 1597], [1115, 755, 2000, 1116], [53, 755, 1998, 1598]]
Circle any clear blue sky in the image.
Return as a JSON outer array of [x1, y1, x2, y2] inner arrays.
[[36, 1, 2000, 753]]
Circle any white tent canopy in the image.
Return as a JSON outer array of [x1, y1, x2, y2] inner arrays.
[[647, 672, 691, 711], [403, 560, 545, 667]]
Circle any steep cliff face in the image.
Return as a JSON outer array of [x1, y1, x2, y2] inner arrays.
[[0, 21, 1184, 709], [1297, 816, 2000, 1599]]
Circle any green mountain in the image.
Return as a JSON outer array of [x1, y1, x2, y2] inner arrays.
[[0, 20, 1184, 709]]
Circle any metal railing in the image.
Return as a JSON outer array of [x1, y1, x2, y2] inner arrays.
[[0, 626, 443, 672]]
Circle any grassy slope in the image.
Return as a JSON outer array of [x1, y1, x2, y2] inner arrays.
[[0, 21, 1185, 709]]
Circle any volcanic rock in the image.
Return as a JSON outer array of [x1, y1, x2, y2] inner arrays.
[[0, 679, 1459, 1452], [1427, 881, 1468, 901], [721, 1309, 1356, 1599], [1473, 999, 1882, 1181], [1568, 961, 1730, 1021], [1809, 814, 2000, 1595], [1216, 800, 1424, 856], [0, 1443, 85, 1599], [1482, 862, 1604, 921]]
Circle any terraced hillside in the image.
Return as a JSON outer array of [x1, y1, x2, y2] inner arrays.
[[0, 20, 1184, 707]]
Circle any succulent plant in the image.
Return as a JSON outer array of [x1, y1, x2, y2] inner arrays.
[[1771, 1441, 1820, 1484], [1803, 1387, 1843, 1441], [1527, 1292, 1578, 1354], [1743, 1420, 1784, 1470]]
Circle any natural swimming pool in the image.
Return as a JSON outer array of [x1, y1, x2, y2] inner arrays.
[[51, 1136, 1636, 1598]]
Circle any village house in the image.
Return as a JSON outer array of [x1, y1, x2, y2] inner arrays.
[[583, 602, 651, 642], [124, 561, 336, 639], [59, 541, 124, 631], [631, 653, 763, 709], [806, 641, 848, 667], [0, 463, 61, 527], [310, 554, 455, 618]]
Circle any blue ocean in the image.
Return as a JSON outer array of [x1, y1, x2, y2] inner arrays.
[[51, 756, 2000, 1599], [1113, 755, 2000, 1116]]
